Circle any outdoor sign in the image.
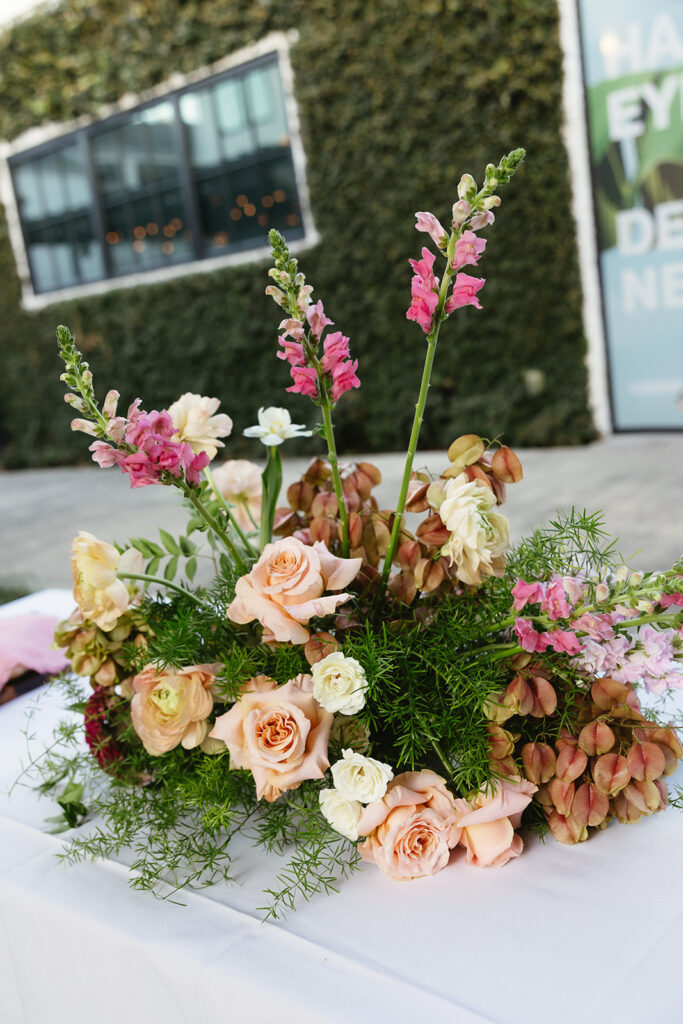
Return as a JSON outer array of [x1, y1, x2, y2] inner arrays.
[[577, 0, 683, 429]]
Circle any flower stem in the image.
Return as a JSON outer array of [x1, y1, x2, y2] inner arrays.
[[118, 571, 204, 606], [203, 466, 257, 557], [182, 484, 248, 573], [260, 446, 282, 552], [319, 388, 350, 557]]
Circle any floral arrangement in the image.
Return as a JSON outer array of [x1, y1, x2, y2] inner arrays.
[[24, 148, 683, 916]]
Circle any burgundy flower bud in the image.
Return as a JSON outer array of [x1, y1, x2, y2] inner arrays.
[[303, 458, 332, 488], [591, 677, 632, 712], [347, 512, 364, 549], [310, 516, 333, 546], [416, 514, 451, 547], [626, 741, 666, 782], [287, 480, 316, 512], [491, 445, 523, 483], [414, 557, 446, 593], [623, 779, 661, 814], [578, 720, 616, 756], [311, 491, 339, 518], [460, 465, 494, 491], [611, 792, 643, 824], [398, 540, 421, 572], [521, 741, 556, 784], [592, 753, 630, 796], [342, 478, 362, 514], [505, 675, 535, 716], [547, 809, 587, 845], [273, 507, 300, 537], [405, 473, 431, 513], [387, 571, 417, 606]]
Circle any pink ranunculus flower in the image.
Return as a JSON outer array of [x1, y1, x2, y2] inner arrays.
[[452, 230, 486, 271], [131, 663, 220, 756], [414, 211, 449, 250], [331, 359, 360, 403], [212, 458, 262, 531], [454, 778, 537, 867], [444, 272, 485, 312], [209, 673, 333, 801], [321, 331, 351, 374], [227, 537, 362, 644], [305, 300, 333, 339], [357, 770, 461, 880]]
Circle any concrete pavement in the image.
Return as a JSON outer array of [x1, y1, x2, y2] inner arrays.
[[0, 433, 681, 592]]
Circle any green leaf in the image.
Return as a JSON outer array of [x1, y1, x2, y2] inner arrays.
[[179, 535, 196, 556], [159, 529, 180, 555], [164, 555, 179, 581], [59, 780, 84, 804], [146, 556, 161, 575], [186, 556, 198, 581]]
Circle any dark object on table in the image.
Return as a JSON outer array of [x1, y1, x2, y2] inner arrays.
[[0, 670, 47, 705]]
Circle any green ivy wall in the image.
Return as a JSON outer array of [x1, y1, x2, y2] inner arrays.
[[0, 0, 595, 467]]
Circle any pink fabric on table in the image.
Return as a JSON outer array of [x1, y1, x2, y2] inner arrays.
[[0, 615, 69, 689]]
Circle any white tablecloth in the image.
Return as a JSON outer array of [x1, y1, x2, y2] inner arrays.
[[1, 590, 682, 1024]]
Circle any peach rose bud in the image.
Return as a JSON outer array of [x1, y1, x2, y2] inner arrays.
[[521, 741, 556, 784], [555, 744, 588, 783], [626, 741, 666, 782], [571, 782, 609, 829], [491, 446, 523, 484], [592, 753, 630, 796], [578, 720, 616, 756]]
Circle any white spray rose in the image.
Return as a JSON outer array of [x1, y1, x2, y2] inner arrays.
[[319, 788, 362, 841], [432, 473, 510, 586], [311, 651, 368, 715], [331, 749, 394, 804]]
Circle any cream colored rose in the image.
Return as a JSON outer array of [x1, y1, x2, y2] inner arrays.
[[319, 788, 362, 841], [312, 651, 368, 715], [209, 673, 333, 801], [331, 749, 393, 803], [71, 531, 143, 631], [430, 474, 510, 586], [168, 392, 233, 460], [357, 770, 461, 880], [131, 663, 220, 756], [227, 537, 361, 645], [211, 459, 262, 531]]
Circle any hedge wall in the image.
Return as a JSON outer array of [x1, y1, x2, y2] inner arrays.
[[0, 0, 595, 468]]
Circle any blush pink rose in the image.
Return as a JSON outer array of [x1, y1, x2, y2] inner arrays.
[[454, 778, 537, 867], [357, 770, 461, 880], [131, 663, 220, 756], [227, 537, 361, 644], [209, 673, 333, 801]]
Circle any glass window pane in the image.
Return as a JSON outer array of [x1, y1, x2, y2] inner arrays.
[[179, 91, 221, 169], [92, 101, 179, 197], [13, 162, 44, 222], [214, 78, 255, 161]]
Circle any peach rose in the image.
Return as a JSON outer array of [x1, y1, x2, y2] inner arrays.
[[209, 673, 333, 801], [131, 662, 220, 756], [71, 531, 143, 631], [212, 459, 262, 531], [454, 778, 537, 867], [227, 537, 361, 644], [357, 770, 461, 880]]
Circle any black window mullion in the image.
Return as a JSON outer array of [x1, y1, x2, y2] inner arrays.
[[171, 94, 203, 259], [80, 131, 110, 280]]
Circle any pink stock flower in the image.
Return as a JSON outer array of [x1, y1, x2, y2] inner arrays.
[[445, 273, 485, 313], [321, 331, 351, 374], [573, 612, 616, 641], [563, 576, 587, 606], [541, 578, 572, 620], [278, 318, 305, 340], [277, 336, 305, 366], [514, 618, 548, 653], [287, 364, 319, 398], [577, 635, 631, 676], [546, 630, 580, 655], [306, 300, 333, 339], [661, 593, 683, 609], [452, 230, 486, 271], [406, 247, 440, 335], [414, 211, 448, 250], [470, 210, 495, 230], [331, 359, 360, 402], [89, 440, 125, 469], [511, 579, 545, 611]]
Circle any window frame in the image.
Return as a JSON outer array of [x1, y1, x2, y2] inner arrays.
[[0, 31, 318, 309]]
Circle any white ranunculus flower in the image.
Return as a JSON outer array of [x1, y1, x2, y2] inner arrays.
[[436, 473, 510, 586], [331, 749, 394, 804], [168, 392, 233, 460], [311, 651, 368, 715], [242, 406, 312, 447], [319, 788, 362, 841]]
